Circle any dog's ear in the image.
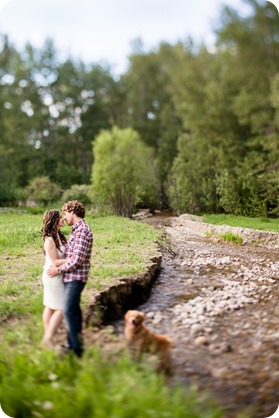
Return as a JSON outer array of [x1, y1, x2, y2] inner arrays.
[[124, 310, 131, 320], [137, 312, 145, 323]]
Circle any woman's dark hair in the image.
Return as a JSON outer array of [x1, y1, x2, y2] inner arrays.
[[41, 210, 67, 252]]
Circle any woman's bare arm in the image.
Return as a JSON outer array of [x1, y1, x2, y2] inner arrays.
[[44, 238, 68, 266], [53, 258, 69, 267]]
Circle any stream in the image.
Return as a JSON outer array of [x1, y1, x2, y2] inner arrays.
[[109, 214, 279, 418]]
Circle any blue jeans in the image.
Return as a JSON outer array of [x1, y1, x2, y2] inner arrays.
[[64, 281, 86, 357]]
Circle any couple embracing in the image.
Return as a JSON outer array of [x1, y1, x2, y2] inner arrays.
[[41, 200, 93, 357]]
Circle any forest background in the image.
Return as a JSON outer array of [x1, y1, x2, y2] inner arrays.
[[1, 0, 279, 218]]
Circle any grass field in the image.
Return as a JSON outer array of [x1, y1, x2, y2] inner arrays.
[[0, 210, 224, 418], [0, 212, 161, 321], [203, 214, 279, 232]]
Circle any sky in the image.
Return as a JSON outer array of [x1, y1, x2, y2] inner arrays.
[[0, 0, 267, 76]]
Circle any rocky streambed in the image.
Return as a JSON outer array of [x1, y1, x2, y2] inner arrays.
[[107, 214, 279, 418]]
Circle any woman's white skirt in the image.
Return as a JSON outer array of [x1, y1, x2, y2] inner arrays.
[[42, 268, 65, 310]]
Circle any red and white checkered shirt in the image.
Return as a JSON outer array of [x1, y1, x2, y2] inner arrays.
[[60, 219, 93, 283]]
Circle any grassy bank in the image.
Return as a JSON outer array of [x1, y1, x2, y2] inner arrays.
[[0, 212, 161, 320], [202, 214, 279, 233], [0, 211, 223, 418]]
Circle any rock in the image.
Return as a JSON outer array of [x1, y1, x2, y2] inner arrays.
[[132, 209, 153, 220], [204, 327, 213, 335], [209, 342, 232, 353], [194, 336, 208, 346], [190, 324, 204, 335]]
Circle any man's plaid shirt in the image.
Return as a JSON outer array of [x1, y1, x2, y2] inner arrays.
[[60, 219, 93, 283]]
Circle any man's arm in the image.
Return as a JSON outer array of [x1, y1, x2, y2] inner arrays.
[[59, 229, 90, 273], [46, 258, 68, 276]]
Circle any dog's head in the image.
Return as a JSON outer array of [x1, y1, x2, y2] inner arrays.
[[125, 310, 145, 329]]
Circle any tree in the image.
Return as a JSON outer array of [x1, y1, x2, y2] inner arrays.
[[165, 1, 279, 215], [62, 184, 92, 206], [213, 0, 279, 215], [121, 44, 182, 203], [25, 176, 61, 206], [91, 127, 160, 216]]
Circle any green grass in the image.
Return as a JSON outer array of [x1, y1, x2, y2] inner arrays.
[[0, 210, 258, 418], [0, 214, 42, 251], [202, 214, 279, 233], [0, 212, 161, 318], [0, 210, 227, 418], [0, 345, 223, 418], [90, 216, 161, 286], [218, 231, 243, 245]]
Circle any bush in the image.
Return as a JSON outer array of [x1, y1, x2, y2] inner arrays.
[[61, 184, 92, 206], [25, 176, 61, 206], [91, 126, 160, 217], [216, 157, 269, 217], [165, 134, 220, 214], [219, 231, 243, 245], [166, 171, 197, 214], [0, 184, 17, 206]]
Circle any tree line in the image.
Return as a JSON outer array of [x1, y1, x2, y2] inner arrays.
[[1, 0, 279, 217]]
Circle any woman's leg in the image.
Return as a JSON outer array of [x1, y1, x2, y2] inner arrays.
[[42, 307, 53, 334], [43, 310, 64, 341], [42, 307, 63, 348]]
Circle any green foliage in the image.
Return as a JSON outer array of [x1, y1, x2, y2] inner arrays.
[[0, 213, 161, 320], [216, 150, 278, 217], [0, 346, 223, 418], [166, 134, 220, 214], [0, 212, 223, 418], [0, 285, 42, 318], [25, 176, 62, 206], [216, 169, 242, 215], [203, 213, 279, 233], [61, 184, 92, 206], [0, 213, 41, 251], [91, 126, 160, 217], [166, 166, 196, 214], [218, 231, 243, 245], [90, 215, 160, 288], [0, 36, 118, 191], [2, 1, 279, 216], [162, 2, 279, 216], [0, 183, 17, 206]]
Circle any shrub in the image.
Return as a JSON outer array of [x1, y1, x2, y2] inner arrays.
[[165, 134, 219, 214], [25, 176, 61, 206], [0, 184, 17, 206], [61, 184, 92, 206], [91, 126, 160, 217], [219, 232, 243, 245]]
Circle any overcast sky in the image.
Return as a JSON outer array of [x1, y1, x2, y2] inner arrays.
[[0, 0, 262, 75]]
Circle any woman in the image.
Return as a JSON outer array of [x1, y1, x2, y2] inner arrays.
[[41, 210, 67, 348]]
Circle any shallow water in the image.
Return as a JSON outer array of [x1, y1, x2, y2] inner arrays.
[[112, 215, 279, 418]]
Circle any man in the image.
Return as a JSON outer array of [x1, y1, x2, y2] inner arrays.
[[48, 200, 93, 357]]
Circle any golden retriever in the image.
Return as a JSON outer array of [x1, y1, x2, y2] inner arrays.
[[124, 310, 172, 373]]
